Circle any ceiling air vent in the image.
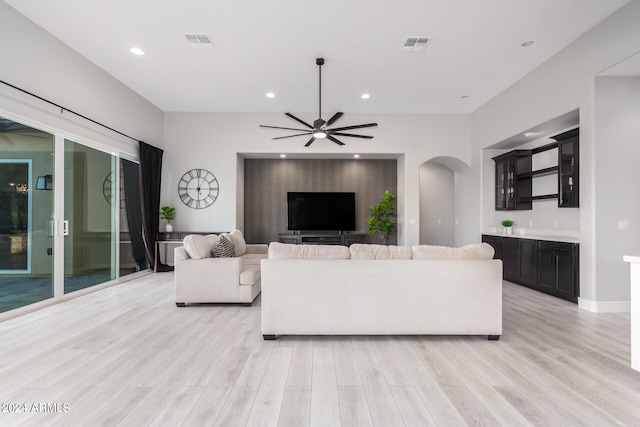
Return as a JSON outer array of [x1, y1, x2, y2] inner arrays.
[[402, 37, 431, 52], [185, 34, 214, 48]]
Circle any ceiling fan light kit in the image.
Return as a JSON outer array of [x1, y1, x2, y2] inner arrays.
[[260, 57, 377, 147]]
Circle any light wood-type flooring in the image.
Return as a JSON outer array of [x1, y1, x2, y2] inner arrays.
[[0, 272, 639, 426]]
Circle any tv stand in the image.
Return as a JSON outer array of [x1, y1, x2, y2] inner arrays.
[[278, 232, 365, 246]]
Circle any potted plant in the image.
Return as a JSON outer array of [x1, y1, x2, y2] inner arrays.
[[367, 190, 396, 244], [501, 219, 514, 235], [160, 206, 176, 232]]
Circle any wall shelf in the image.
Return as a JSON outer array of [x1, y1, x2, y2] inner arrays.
[[518, 166, 558, 179], [522, 194, 559, 202]]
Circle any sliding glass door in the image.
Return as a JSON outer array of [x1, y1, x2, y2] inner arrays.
[[63, 139, 116, 293], [0, 117, 54, 313], [0, 114, 146, 317]]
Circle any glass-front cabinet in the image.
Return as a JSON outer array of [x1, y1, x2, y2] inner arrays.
[[555, 129, 579, 208], [493, 150, 532, 211]]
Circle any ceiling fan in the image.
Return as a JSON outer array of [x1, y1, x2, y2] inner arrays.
[[260, 58, 377, 147]]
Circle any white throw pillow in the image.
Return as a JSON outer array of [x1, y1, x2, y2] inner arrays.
[[412, 242, 494, 260], [222, 229, 247, 256], [268, 242, 351, 259], [350, 244, 413, 260], [183, 234, 219, 259]]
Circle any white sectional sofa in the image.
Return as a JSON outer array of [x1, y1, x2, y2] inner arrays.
[[174, 230, 267, 306], [261, 242, 503, 340]]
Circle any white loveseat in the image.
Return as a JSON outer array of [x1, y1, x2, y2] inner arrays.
[[174, 230, 267, 306], [261, 242, 503, 340]]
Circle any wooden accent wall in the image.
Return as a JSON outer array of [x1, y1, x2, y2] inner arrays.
[[244, 159, 397, 244]]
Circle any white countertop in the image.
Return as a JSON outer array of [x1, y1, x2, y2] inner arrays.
[[482, 228, 580, 244]]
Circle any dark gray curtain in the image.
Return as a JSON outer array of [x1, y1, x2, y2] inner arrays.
[[122, 159, 147, 270], [139, 141, 172, 271]]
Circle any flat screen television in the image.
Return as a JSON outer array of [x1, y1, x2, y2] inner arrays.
[[287, 192, 356, 231]]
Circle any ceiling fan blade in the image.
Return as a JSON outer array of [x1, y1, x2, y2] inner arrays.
[[326, 135, 345, 146], [260, 125, 311, 132], [326, 112, 344, 126], [330, 132, 374, 139], [304, 137, 316, 147], [285, 113, 313, 129], [272, 132, 312, 140], [329, 123, 378, 132]]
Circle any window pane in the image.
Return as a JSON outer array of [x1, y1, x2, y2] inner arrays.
[[0, 117, 54, 313], [64, 139, 116, 293]]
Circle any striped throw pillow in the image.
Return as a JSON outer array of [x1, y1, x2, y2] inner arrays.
[[212, 235, 236, 258]]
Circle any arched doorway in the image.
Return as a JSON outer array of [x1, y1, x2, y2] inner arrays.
[[419, 156, 469, 246]]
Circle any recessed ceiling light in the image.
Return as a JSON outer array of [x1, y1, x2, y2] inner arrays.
[[523, 131, 541, 137], [354, 154, 360, 158], [129, 47, 145, 56], [266, 92, 275, 98], [520, 40, 534, 47], [279, 154, 286, 158], [361, 93, 370, 99]]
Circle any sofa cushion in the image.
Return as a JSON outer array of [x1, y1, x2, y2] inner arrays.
[[240, 266, 261, 285], [222, 229, 247, 256], [240, 253, 268, 266], [350, 244, 413, 260], [212, 235, 236, 258], [268, 242, 351, 259], [412, 243, 495, 260], [183, 234, 219, 260]]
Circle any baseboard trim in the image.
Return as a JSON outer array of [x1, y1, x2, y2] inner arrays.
[[578, 298, 630, 313]]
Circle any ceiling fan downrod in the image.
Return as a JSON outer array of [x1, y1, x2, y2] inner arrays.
[[317, 57, 324, 121]]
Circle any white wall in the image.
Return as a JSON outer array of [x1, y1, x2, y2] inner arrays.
[[595, 76, 640, 303], [471, 0, 640, 310], [419, 162, 455, 246], [162, 112, 471, 246], [0, 1, 163, 156]]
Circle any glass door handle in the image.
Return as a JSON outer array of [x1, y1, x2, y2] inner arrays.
[[54, 220, 69, 236]]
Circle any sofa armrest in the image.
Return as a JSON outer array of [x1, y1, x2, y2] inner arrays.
[[246, 244, 268, 255], [175, 246, 189, 261]]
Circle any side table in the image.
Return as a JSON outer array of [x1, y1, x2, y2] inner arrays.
[[154, 231, 224, 272]]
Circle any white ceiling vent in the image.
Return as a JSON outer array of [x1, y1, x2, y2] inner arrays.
[[401, 37, 431, 52], [185, 34, 214, 48]]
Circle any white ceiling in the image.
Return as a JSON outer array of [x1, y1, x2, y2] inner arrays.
[[5, 0, 631, 114]]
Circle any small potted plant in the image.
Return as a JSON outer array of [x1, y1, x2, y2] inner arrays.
[[501, 219, 514, 235], [160, 206, 176, 232]]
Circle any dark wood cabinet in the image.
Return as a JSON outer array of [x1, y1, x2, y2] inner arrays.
[[502, 238, 537, 287], [481, 235, 503, 260], [493, 128, 579, 210], [482, 234, 579, 302], [554, 128, 579, 208], [537, 241, 579, 302], [493, 150, 532, 211]]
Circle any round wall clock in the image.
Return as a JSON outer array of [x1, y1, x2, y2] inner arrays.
[[178, 168, 219, 209], [103, 172, 125, 209]]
